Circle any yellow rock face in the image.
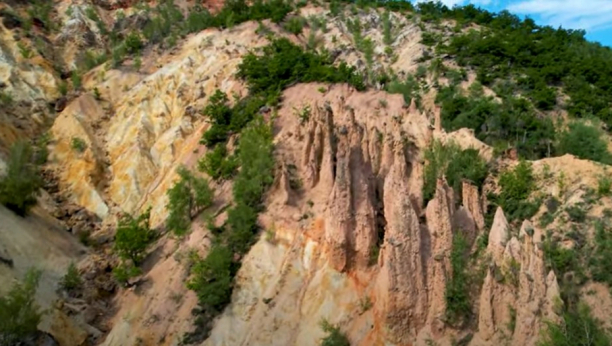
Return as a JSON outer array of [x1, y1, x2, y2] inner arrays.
[[50, 94, 108, 218]]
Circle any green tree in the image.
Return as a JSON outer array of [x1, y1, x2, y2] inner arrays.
[[539, 303, 611, 346], [166, 167, 214, 236], [423, 140, 488, 202], [198, 145, 238, 180], [114, 208, 154, 265], [445, 233, 471, 324], [0, 141, 42, 216], [496, 160, 539, 221], [319, 319, 350, 346], [60, 262, 82, 291], [186, 245, 233, 311], [0, 269, 43, 346], [556, 120, 612, 164]]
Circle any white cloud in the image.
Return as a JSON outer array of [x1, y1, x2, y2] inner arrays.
[[507, 0, 612, 31]]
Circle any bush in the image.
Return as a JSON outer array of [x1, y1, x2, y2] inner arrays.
[[198, 145, 238, 180], [445, 233, 471, 325], [597, 174, 612, 196], [71, 137, 87, 153], [496, 160, 538, 222], [114, 208, 154, 265], [283, 16, 306, 35], [423, 140, 488, 202], [556, 120, 612, 164], [112, 262, 142, 286], [186, 245, 234, 312], [589, 220, 612, 287], [237, 38, 365, 103], [319, 319, 350, 346], [0, 269, 43, 345], [539, 303, 611, 346], [232, 117, 275, 209], [0, 141, 42, 216], [166, 167, 214, 236], [60, 262, 82, 291]]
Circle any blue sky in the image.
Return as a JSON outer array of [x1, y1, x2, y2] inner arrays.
[[415, 0, 612, 46]]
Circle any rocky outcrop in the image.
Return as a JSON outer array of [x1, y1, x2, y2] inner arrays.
[[50, 94, 109, 218], [462, 181, 485, 231], [425, 178, 455, 335], [375, 142, 427, 342]]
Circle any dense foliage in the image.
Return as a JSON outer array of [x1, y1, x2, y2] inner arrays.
[[556, 120, 612, 164], [495, 160, 539, 222], [436, 5, 612, 122], [166, 167, 214, 236], [589, 220, 612, 287], [435, 84, 555, 159], [113, 208, 154, 265], [0, 141, 42, 216], [423, 140, 488, 202], [198, 144, 238, 180], [0, 269, 43, 346], [237, 38, 365, 104], [539, 303, 611, 346], [445, 233, 471, 325]]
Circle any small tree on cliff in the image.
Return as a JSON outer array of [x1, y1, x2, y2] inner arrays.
[[0, 268, 44, 345], [114, 207, 154, 265], [166, 166, 214, 236], [0, 140, 42, 216]]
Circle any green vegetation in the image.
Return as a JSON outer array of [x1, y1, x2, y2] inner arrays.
[[166, 167, 214, 236], [0, 269, 43, 345], [0, 141, 43, 216], [60, 262, 82, 291], [423, 140, 488, 202], [556, 120, 612, 164], [114, 208, 154, 265], [184, 118, 274, 343], [495, 160, 538, 222], [589, 220, 612, 287], [197, 145, 238, 180], [539, 303, 611, 346], [112, 263, 142, 285], [237, 38, 365, 105], [283, 16, 306, 35], [435, 84, 554, 160], [319, 319, 350, 346], [445, 233, 471, 325], [71, 137, 87, 153], [597, 174, 612, 196]]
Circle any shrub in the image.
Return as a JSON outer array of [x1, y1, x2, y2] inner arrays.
[[496, 160, 538, 222], [445, 233, 471, 325], [232, 117, 275, 209], [423, 140, 488, 202], [112, 262, 142, 286], [0, 268, 43, 345], [114, 208, 154, 265], [319, 319, 350, 346], [237, 38, 365, 103], [71, 71, 82, 90], [539, 303, 611, 346], [556, 120, 612, 164], [198, 145, 238, 180], [186, 245, 233, 312], [597, 174, 612, 196], [589, 220, 612, 287], [0, 141, 42, 216], [124, 32, 144, 54], [60, 262, 82, 291], [283, 16, 306, 35], [166, 167, 214, 236], [71, 137, 87, 153]]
